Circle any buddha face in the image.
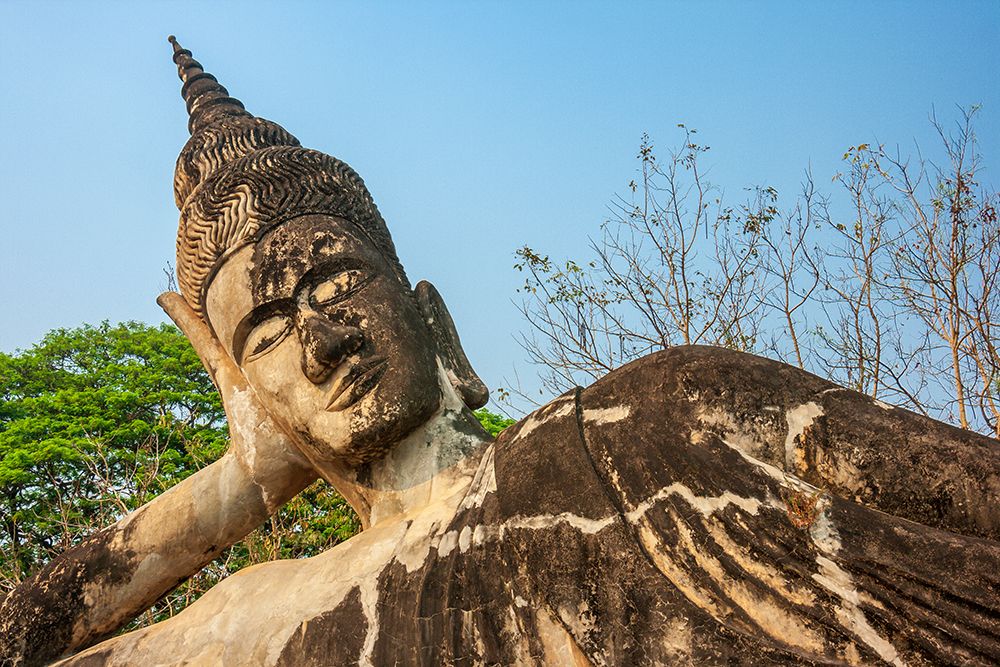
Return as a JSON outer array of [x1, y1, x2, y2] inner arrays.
[[204, 214, 442, 467]]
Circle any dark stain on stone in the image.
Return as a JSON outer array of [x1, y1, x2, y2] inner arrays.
[[494, 389, 614, 522], [274, 586, 368, 667], [0, 524, 137, 667]]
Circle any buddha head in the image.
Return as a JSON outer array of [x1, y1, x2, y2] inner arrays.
[[168, 37, 487, 469]]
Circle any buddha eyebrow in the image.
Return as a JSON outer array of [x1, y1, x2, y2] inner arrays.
[[295, 257, 374, 288]]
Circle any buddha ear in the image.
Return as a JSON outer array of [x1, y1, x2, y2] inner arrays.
[[415, 281, 489, 410]]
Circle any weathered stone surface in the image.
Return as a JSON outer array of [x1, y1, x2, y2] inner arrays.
[[41, 348, 1000, 665], [663, 346, 1000, 541], [2, 37, 999, 667]]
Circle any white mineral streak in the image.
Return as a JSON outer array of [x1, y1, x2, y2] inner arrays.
[[611, 433, 826, 654], [436, 511, 619, 560], [535, 606, 597, 666], [591, 435, 829, 653], [695, 407, 771, 463], [670, 516, 826, 653], [635, 522, 726, 619], [808, 500, 842, 555], [411, 459, 780, 576], [458, 525, 473, 552], [502, 605, 533, 665], [590, 423, 828, 653], [581, 405, 631, 425], [603, 453, 625, 496], [784, 402, 824, 472], [460, 609, 488, 663], [813, 555, 905, 667], [393, 430, 622, 570], [690, 433, 906, 660], [708, 425, 905, 664], [512, 397, 575, 440], [705, 521, 816, 607], [502, 512, 616, 535], [702, 421, 902, 663], [357, 577, 382, 667], [716, 432, 819, 494], [459, 444, 497, 510], [809, 499, 905, 667], [432, 476, 769, 568], [625, 483, 762, 523], [436, 529, 458, 558]]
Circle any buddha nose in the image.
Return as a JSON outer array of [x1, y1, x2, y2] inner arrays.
[[295, 310, 365, 384]]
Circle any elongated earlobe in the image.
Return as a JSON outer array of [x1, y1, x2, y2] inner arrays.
[[415, 281, 489, 410]]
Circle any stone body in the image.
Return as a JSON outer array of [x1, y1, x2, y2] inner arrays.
[[2, 38, 999, 667], [51, 348, 1000, 665]]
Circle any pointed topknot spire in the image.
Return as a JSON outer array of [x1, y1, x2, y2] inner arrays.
[[168, 35, 250, 134]]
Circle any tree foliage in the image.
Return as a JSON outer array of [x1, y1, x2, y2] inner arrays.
[[0, 322, 227, 592], [473, 408, 516, 437], [0, 321, 515, 625]]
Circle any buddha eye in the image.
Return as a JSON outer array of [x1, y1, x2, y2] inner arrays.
[[310, 269, 370, 307], [243, 315, 293, 363]]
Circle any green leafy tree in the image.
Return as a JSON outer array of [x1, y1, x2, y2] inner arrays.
[[0, 322, 361, 625], [0, 322, 227, 591], [474, 408, 516, 437], [1, 321, 516, 624]]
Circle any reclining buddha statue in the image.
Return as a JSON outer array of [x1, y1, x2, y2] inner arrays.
[[2, 38, 999, 667]]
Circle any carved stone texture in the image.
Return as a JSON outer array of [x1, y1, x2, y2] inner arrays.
[[2, 38, 998, 667], [49, 349, 1000, 665]]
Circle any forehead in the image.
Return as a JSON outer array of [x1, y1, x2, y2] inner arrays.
[[250, 214, 380, 303]]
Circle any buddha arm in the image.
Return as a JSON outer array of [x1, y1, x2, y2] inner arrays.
[[0, 440, 317, 667], [0, 292, 320, 666]]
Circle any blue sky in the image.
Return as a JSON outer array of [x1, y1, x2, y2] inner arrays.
[[1, 1, 997, 411]]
